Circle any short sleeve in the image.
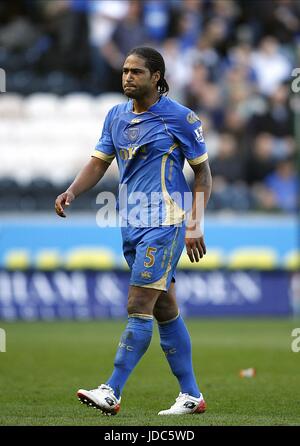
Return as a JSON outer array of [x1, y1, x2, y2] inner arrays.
[[173, 110, 208, 165], [92, 110, 116, 164]]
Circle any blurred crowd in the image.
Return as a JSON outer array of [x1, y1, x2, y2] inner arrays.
[[0, 0, 299, 213]]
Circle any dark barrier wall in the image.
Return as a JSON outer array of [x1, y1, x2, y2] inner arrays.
[[0, 270, 295, 320]]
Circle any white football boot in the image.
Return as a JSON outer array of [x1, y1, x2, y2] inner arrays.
[[158, 392, 206, 415], [77, 384, 121, 416]]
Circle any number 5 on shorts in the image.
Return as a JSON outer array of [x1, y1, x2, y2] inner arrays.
[[144, 247, 157, 268]]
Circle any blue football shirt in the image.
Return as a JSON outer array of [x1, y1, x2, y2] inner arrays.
[[92, 95, 208, 227]]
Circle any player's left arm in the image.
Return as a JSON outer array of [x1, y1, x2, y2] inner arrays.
[[168, 105, 212, 262], [185, 159, 212, 263]]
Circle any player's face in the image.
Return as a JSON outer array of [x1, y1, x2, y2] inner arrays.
[[122, 55, 159, 99]]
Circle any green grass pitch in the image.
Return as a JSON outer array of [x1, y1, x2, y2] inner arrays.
[[0, 318, 299, 426]]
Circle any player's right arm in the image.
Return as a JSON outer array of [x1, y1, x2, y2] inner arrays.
[[55, 157, 110, 218], [55, 107, 117, 218]]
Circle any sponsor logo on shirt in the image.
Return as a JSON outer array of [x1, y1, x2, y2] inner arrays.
[[187, 111, 200, 124], [141, 271, 152, 279], [119, 145, 144, 161], [131, 118, 141, 124]]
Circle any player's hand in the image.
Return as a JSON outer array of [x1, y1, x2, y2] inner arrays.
[[185, 226, 206, 263], [55, 190, 75, 218]]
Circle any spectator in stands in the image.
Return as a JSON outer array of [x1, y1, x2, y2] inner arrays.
[[88, 0, 129, 92], [263, 158, 298, 212], [172, 0, 204, 51], [210, 133, 245, 183], [183, 61, 210, 110], [102, 0, 150, 90], [249, 83, 294, 161], [261, 0, 300, 44], [250, 36, 292, 96], [142, 0, 170, 43], [208, 133, 250, 211], [161, 38, 190, 102], [37, 1, 90, 77], [0, 2, 41, 74], [250, 84, 293, 135], [246, 133, 276, 185]]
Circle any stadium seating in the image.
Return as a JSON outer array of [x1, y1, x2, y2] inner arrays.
[[23, 93, 60, 119], [0, 93, 124, 210], [5, 250, 30, 270], [228, 248, 278, 270], [0, 89, 297, 213], [284, 250, 300, 271], [178, 250, 223, 270], [0, 93, 124, 182], [0, 93, 24, 118], [65, 248, 116, 270], [35, 250, 62, 270]]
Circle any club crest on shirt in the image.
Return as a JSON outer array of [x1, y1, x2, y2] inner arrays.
[[186, 111, 200, 124], [125, 126, 140, 142]]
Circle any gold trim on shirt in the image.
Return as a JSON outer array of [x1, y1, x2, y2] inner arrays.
[[92, 150, 115, 164], [187, 152, 208, 165], [161, 144, 186, 226]]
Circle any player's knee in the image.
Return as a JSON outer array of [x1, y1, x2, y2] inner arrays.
[[127, 302, 141, 315], [127, 297, 148, 315], [127, 287, 159, 316], [153, 299, 178, 323], [154, 308, 178, 322]]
